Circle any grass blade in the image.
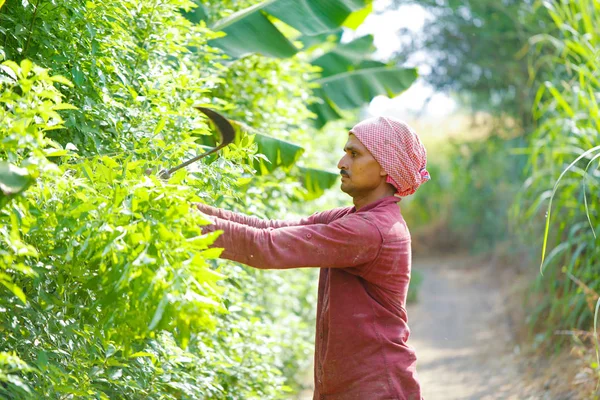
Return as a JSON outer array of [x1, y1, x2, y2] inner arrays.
[[582, 153, 600, 239], [540, 145, 600, 274], [595, 296, 600, 392]]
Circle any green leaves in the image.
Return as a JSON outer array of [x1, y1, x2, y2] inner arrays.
[[226, 121, 339, 195], [310, 35, 418, 127], [252, 133, 340, 196], [299, 167, 339, 200], [195, 0, 372, 58], [264, 0, 369, 36], [595, 297, 600, 391], [253, 133, 304, 174], [514, 0, 600, 359], [0, 352, 33, 396], [312, 34, 376, 70], [316, 63, 418, 109], [0, 163, 34, 209], [0, 0, 376, 397], [538, 145, 600, 274], [209, 2, 297, 58], [0, 277, 27, 305]]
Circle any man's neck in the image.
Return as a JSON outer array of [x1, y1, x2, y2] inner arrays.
[[352, 188, 396, 211]]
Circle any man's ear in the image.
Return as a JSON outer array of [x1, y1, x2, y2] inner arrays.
[[379, 167, 388, 177]]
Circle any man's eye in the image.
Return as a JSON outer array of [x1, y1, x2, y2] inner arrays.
[[351, 152, 357, 157]]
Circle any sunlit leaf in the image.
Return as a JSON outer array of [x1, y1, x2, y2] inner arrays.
[[0, 280, 27, 304], [253, 133, 304, 174], [0, 162, 33, 200], [540, 146, 600, 274], [299, 167, 339, 199], [148, 295, 169, 331], [197, 0, 372, 58]]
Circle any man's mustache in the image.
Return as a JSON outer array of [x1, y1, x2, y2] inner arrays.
[[340, 170, 349, 177]]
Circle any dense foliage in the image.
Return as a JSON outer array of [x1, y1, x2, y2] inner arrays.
[[0, 0, 361, 397], [516, 0, 600, 352]]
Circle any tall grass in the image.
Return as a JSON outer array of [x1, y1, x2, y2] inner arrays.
[[518, 0, 600, 384]]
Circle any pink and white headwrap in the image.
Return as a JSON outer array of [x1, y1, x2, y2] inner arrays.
[[350, 116, 430, 197]]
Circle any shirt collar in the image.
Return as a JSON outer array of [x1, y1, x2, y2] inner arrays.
[[351, 196, 401, 214]]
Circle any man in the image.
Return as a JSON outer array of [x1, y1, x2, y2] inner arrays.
[[196, 116, 430, 400]]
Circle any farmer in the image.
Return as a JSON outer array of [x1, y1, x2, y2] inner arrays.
[[195, 116, 429, 400]]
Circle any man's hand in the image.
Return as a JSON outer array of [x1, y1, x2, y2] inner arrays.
[[191, 202, 217, 223]]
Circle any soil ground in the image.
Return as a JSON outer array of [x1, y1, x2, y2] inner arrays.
[[407, 254, 537, 399]]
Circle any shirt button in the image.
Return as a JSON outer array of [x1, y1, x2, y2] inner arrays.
[[306, 233, 312, 239]]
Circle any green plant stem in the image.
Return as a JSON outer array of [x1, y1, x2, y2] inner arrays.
[[24, 0, 41, 56], [131, 1, 159, 76]]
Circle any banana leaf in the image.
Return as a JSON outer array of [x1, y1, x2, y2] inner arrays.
[[209, 1, 297, 59], [342, 2, 373, 29], [264, 0, 368, 36], [317, 62, 418, 110], [253, 133, 304, 175], [311, 34, 375, 75], [305, 35, 418, 127], [308, 91, 344, 129], [188, 0, 372, 58], [299, 167, 340, 200], [309, 62, 418, 128], [193, 115, 338, 197], [298, 29, 343, 51]]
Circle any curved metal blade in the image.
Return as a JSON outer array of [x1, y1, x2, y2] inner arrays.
[[158, 107, 236, 179]]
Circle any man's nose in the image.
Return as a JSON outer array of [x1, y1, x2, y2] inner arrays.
[[337, 156, 347, 170]]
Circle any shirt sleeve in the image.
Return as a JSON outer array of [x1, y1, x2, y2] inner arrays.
[[203, 213, 382, 270], [194, 203, 351, 228]]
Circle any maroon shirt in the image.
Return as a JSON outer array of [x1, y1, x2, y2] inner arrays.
[[198, 196, 421, 400]]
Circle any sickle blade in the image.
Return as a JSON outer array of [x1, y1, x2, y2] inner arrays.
[[158, 107, 236, 179], [194, 106, 235, 148]]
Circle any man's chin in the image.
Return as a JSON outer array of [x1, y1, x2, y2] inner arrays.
[[340, 182, 351, 195]]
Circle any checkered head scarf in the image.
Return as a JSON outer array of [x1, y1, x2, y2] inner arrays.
[[350, 116, 430, 197]]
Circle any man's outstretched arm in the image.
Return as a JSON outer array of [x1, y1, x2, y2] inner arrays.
[[202, 213, 382, 270], [194, 202, 351, 229]]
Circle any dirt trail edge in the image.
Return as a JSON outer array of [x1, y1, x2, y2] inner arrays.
[[407, 255, 542, 400], [296, 254, 568, 400]]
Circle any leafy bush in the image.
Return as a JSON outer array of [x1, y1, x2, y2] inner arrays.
[[0, 0, 323, 398], [515, 0, 600, 352]]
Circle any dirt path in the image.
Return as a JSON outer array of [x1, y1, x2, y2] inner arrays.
[[407, 255, 539, 400], [296, 254, 554, 400]]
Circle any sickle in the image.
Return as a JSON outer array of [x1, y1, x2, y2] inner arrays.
[[157, 107, 235, 180]]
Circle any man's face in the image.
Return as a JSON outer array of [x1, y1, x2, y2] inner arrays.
[[337, 134, 387, 196]]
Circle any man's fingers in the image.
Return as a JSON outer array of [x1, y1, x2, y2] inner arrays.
[[190, 203, 216, 222]]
